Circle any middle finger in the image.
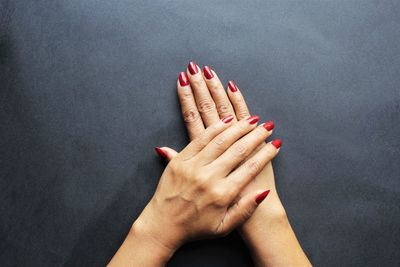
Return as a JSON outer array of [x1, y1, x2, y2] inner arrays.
[[187, 61, 220, 127]]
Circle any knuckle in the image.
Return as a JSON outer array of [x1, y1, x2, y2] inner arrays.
[[233, 143, 248, 158], [208, 82, 220, 92], [242, 206, 254, 220], [168, 159, 179, 171], [183, 108, 201, 123], [216, 102, 230, 115], [190, 77, 204, 88], [213, 136, 226, 148], [237, 109, 250, 119], [235, 121, 248, 132], [210, 123, 220, 131], [246, 160, 262, 176], [180, 88, 193, 98], [168, 160, 185, 177], [193, 175, 209, 191], [193, 135, 208, 148], [198, 99, 216, 114], [209, 187, 225, 202]]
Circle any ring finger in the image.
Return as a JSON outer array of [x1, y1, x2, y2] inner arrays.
[[203, 66, 237, 121]]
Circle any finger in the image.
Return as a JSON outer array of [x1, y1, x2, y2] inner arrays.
[[187, 61, 220, 127], [210, 122, 275, 177], [227, 81, 251, 120], [177, 115, 234, 160], [177, 72, 205, 140], [202, 66, 236, 120], [197, 116, 261, 164], [225, 139, 282, 197], [216, 189, 271, 235], [154, 147, 178, 162]]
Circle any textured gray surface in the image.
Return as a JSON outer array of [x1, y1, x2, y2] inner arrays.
[[1, 0, 400, 266]]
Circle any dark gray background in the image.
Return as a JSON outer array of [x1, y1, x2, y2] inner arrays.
[[1, 0, 399, 266]]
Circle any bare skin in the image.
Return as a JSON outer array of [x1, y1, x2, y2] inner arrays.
[[161, 62, 311, 267], [109, 62, 311, 266], [109, 116, 280, 266]]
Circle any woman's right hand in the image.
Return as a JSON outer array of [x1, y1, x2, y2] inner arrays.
[[115, 115, 281, 265]]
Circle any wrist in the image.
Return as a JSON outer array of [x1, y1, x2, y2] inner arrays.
[[128, 220, 176, 263], [108, 214, 178, 266], [239, 194, 289, 238], [131, 200, 186, 257]]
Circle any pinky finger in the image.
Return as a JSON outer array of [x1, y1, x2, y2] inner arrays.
[[227, 81, 251, 120], [225, 139, 282, 197], [216, 189, 271, 235]]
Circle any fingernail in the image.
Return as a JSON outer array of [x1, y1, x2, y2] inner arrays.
[[203, 66, 214, 80], [228, 81, 238, 92], [255, 190, 270, 204], [246, 115, 260, 125], [155, 147, 168, 159], [263, 121, 274, 131], [179, 72, 189, 86], [188, 61, 199, 75], [271, 139, 282, 149], [222, 114, 234, 124]]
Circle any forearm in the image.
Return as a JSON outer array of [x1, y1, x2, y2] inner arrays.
[[108, 221, 175, 267], [240, 197, 312, 267]]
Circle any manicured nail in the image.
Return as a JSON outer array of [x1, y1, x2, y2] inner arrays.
[[255, 190, 270, 204], [155, 147, 168, 159], [246, 115, 260, 125], [263, 121, 274, 131], [271, 139, 282, 149], [203, 66, 214, 79], [188, 61, 199, 75], [222, 114, 234, 124], [228, 81, 238, 92], [179, 72, 189, 86]]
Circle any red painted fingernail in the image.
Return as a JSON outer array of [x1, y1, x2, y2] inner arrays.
[[228, 81, 238, 92], [255, 190, 270, 204], [222, 115, 234, 123], [155, 147, 168, 159], [188, 61, 199, 75], [179, 72, 189, 86], [203, 66, 214, 79], [263, 121, 274, 131], [246, 115, 260, 125], [271, 139, 282, 149]]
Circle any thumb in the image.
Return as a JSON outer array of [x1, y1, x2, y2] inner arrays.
[[154, 146, 178, 162], [221, 189, 271, 233]]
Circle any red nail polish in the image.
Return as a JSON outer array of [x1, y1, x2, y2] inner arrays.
[[263, 121, 274, 131], [155, 147, 168, 159], [222, 115, 234, 123], [246, 115, 260, 125], [179, 72, 189, 86], [228, 81, 238, 92], [271, 139, 282, 149], [203, 66, 214, 79], [188, 61, 199, 75], [255, 190, 270, 204]]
